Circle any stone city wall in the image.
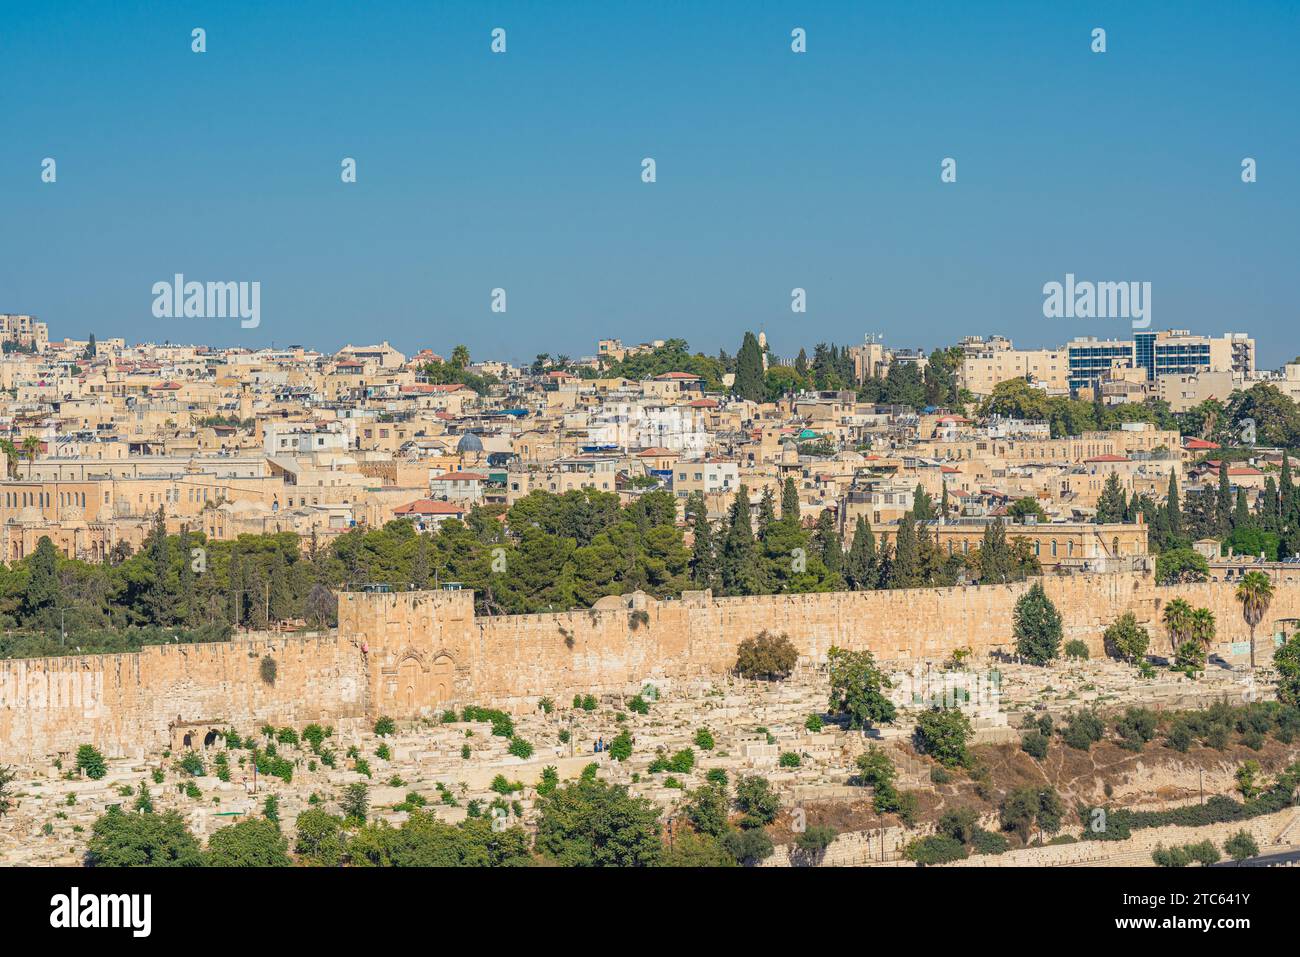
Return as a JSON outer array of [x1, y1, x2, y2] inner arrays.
[[2, 571, 1298, 761]]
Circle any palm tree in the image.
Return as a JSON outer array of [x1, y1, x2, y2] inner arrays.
[[1189, 607, 1217, 651], [1236, 571, 1275, 670], [20, 436, 40, 478], [1162, 597, 1194, 653]]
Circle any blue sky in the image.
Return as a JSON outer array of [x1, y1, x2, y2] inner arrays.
[[2, 1, 1297, 366]]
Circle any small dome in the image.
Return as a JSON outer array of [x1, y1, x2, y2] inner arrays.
[[456, 432, 484, 453]]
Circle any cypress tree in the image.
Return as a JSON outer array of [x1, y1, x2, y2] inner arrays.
[[686, 492, 717, 590], [1234, 487, 1251, 530], [720, 485, 760, 595], [1262, 476, 1280, 533], [176, 524, 195, 626], [845, 516, 878, 590], [1166, 470, 1182, 542], [756, 487, 777, 540], [1216, 460, 1233, 535], [780, 477, 800, 524], [979, 518, 1012, 584], [813, 510, 844, 582], [887, 513, 919, 588], [733, 332, 766, 403]]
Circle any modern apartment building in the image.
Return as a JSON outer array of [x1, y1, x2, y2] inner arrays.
[[1067, 331, 1253, 391]]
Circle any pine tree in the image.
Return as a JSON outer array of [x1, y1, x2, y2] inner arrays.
[[1013, 582, 1063, 664], [1096, 473, 1127, 524], [733, 332, 766, 403], [845, 516, 878, 590], [940, 483, 950, 520]]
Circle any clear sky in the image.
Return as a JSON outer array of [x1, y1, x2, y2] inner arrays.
[[2, 1, 1297, 366]]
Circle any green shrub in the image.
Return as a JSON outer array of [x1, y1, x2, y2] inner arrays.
[[373, 716, 395, 737], [913, 707, 973, 768], [693, 728, 715, 750], [1114, 707, 1158, 752], [804, 714, 824, 732], [734, 775, 780, 828], [666, 749, 695, 774], [608, 731, 633, 761], [76, 745, 107, 781], [1166, 720, 1194, 752], [904, 834, 967, 866], [1064, 639, 1089, 660], [1021, 730, 1049, 760], [970, 828, 1010, 855], [778, 752, 801, 768], [1061, 710, 1105, 751], [1224, 829, 1259, 862]]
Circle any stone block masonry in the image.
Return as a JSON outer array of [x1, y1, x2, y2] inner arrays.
[[2, 572, 1297, 762]]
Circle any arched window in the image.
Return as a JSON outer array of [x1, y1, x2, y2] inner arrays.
[[1051, 539, 1058, 557]]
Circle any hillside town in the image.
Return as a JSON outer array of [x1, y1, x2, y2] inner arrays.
[[4, 314, 1300, 875], [0, 316, 1290, 578]]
